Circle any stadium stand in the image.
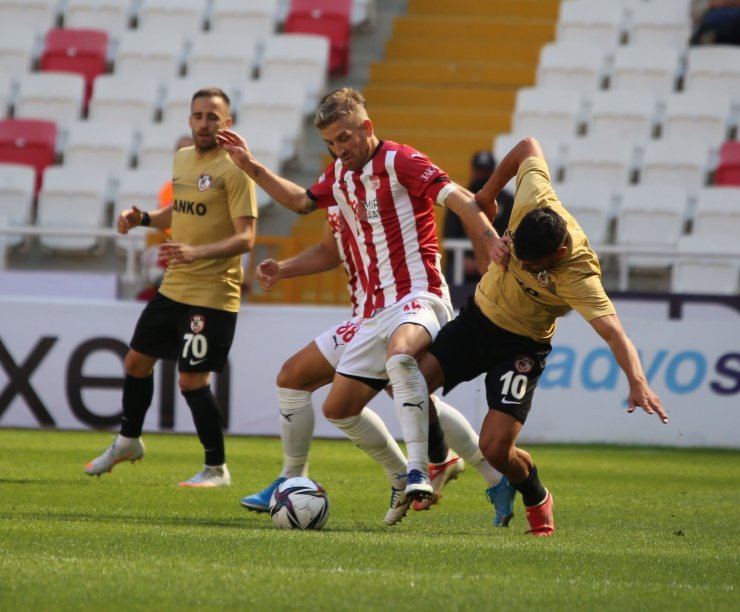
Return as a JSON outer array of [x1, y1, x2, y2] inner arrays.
[[0, 0, 737, 299]]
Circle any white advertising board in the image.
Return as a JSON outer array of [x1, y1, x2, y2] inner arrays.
[[0, 297, 738, 448]]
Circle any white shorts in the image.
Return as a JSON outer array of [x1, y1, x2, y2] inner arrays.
[[336, 292, 453, 381], [314, 317, 361, 369]]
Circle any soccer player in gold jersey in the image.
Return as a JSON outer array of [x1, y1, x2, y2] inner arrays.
[[420, 137, 668, 535], [84, 88, 258, 487]]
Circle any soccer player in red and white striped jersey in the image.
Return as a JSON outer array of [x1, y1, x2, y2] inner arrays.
[[217, 88, 498, 517]]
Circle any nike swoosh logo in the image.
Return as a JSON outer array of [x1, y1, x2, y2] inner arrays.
[[189, 358, 207, 365], [501, 398, 521, 405]]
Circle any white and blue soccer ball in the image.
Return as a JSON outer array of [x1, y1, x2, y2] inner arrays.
[[269, 476, 330, 530]]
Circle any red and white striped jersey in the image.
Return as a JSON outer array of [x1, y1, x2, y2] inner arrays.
[[309, 141, 455, 317], [326, 204, 366, 317]]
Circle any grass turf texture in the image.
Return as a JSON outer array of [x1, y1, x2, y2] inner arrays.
[[0, 430, 737, 611]]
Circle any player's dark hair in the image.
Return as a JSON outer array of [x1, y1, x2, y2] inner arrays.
[[513, 207, 568, 261], [314, 87, 368, 129], [191, 87, 230, 109]]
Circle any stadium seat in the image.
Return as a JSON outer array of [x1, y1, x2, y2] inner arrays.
[[13, 72, 86, 130], [536, 42, 611, 93], [135, 0, 207, 40], [616, 184, 690, 269], [0, 27, 36, 81], [63, 120, 134, 182], [259, 34, 330, 114], [671, 235, 740, 295], [0, 162, 36, 249], [63, 0, 132, 40], [714, 141, 740, 186], [585, 90, 657, 142], [36, 165, 110, 253], [0, 118, 57, 194], [208, 0, 279, 45], [639, 139, 712, 190], [0, 0, 58, 36], [552, 181, 616, 245], [186, 33, 258, 89], [39, 28, 109, 112], [684, 46, 740, 103], [661, 91, 732, 148], [512, 87, 584, 142], [561, 136, 636, 188], [88, 74, 161, 128], [284, 0, 351, 75], [237, 78, 306, 162], [114, 30, 186, 85], [675, 188, 740, 291], [135, 122, 191, 178], [628, 0, 692, 47], [556, 0, 626, 47], [609, 44, 683, 98], [692, 186, 740, 238]]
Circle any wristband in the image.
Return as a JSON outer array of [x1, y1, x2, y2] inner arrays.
[[140, 211, 151, 227]]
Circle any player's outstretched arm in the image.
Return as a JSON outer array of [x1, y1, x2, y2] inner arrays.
[[590, 313, 669, 423], [216, 128, 315, 215], [257, 221, 341, 290]]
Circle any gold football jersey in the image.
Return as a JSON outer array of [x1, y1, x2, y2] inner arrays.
[[159, 146, 257, 312], [475, 157, 615, 343]]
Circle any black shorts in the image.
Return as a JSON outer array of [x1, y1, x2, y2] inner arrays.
[[428, 298, 551, 423], [130, 292, 237, 373]]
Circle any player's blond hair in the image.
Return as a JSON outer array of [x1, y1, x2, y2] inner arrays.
[[314, 87, 369, 129]]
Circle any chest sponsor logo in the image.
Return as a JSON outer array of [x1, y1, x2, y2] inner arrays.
[[173, 200, 206, 216]]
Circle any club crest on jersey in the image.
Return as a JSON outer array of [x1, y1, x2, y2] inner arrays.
[[190, 315, 206, 333], [197, 174, 212, 191], [515, 354, 534, 374], [369, 174, 381, 190]]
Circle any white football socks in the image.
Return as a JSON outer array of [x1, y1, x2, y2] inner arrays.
[[431, 395, 503, 487], [276, 387, 314, 479], [386, 353, 429, 473], [328, 407, 407, 488]]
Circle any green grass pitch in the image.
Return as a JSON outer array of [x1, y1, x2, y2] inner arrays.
[[0, 429, 737, 611]]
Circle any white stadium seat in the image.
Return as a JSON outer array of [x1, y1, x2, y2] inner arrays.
[[0, 162, 36, 249], [609, 44, 683, 98], [259, 34, 330, 114], [672, 234, 740, 295], [661, 91, 732, 148], [536, 42, 611, 93], [63, 120, 135, 182], [552, 181, 616, 245], [684, 45, 740, 103], [586, 89, 657, 142], [14, 72, 86, 131], [114, 30, 186, 85], [63, 0, 132, 41], [639, 139, 712, 190], [556, 0, 626, 48], [561, 136, 636, 188], [513, 87, 584, 142], [209, 0, 279, 46], [628, 0, 693, 47], [88, 74, 161, 129], [36, 165, 110, 252], [186, 33, 258, 90], [135, 0, 206, 40]]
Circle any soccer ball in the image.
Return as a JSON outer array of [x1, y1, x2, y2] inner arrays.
[[269, 476, 330, 530]]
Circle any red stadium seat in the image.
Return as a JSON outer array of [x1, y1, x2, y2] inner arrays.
[[284, 0, 351, 75], [39, 28, 108, 111], [0, 118, 57, 195], [715, 141, 740, 186]]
